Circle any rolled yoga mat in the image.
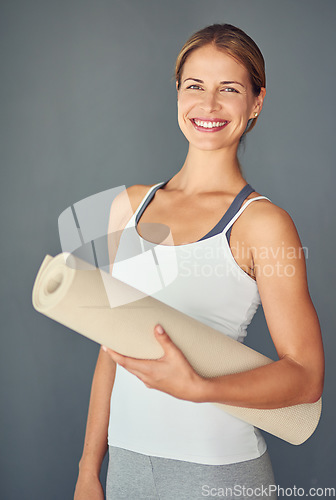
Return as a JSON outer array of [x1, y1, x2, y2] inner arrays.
[[32, 252, 322, 445]]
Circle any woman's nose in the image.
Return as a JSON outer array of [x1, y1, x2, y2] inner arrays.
[[200, 91, 221, 112]]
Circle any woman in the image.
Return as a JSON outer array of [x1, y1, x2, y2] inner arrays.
[[74, 24, 324, 500]]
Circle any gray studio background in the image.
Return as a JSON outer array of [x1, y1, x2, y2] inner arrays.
[[1, 0, 335, 498]]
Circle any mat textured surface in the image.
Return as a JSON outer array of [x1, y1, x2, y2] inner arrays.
[[32, 253, 322, 445]]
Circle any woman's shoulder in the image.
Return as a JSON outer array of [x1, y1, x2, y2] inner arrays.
[[242, 191, 301, 248], [246, 191, 293, 226], [124, 183, 157, 213], [108, 183, 156, 228]]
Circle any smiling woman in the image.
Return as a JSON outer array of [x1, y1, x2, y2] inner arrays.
[[175, 24, 266, 134], [74, 24, 324, 500], [176, 44, 265, 152]]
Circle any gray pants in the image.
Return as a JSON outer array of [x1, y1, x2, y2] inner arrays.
[[106, 446, 277, 499]]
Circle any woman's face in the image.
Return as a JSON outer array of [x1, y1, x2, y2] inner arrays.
[[176, 44, 265, 152]]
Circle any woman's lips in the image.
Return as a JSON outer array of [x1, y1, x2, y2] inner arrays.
[[190, 118, 229, 132]]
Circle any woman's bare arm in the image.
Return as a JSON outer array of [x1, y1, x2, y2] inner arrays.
[[74, 185, 149, 495], [198, 202, 325, 408]]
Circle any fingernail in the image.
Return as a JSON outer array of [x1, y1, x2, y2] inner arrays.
[[156, 325, 164, 334], [102, 345, 107, 352]]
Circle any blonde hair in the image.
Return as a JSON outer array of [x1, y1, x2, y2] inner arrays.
[[174, 23, 266, 134]]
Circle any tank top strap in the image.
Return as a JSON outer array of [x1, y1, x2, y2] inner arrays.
[[198, 184, 255, 242], [130, 181, 167, 225], [223, 194, 272, 242]]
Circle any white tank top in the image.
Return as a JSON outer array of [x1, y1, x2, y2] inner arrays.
[[108, 181, 271, 465]]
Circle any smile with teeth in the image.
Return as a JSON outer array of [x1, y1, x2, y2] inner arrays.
[[191, 118, 228, 130]]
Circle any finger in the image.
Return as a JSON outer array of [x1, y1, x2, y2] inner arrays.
[[154, 325, 185, 360], [102, 346, 140, 363], [105, 348, 154, 375], [102, 346, 126, 364], [154, 324, 175, 350]]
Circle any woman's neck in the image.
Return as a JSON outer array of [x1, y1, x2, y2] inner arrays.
[[169, 145, 246, 195]]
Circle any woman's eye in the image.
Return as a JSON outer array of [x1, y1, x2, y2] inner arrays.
[[221, 87, 239, 93], [187, 84, 202, 90]]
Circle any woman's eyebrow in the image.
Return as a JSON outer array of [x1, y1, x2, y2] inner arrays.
[[183, 77, 245, 88]]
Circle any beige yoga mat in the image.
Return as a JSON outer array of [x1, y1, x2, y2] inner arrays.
[[32, 252, 322, 445]]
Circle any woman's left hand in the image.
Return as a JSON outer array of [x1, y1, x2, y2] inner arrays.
[[102, 324, 204, 402]]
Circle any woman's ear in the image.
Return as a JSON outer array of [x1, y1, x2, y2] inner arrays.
[[250, 87, 266, 119]]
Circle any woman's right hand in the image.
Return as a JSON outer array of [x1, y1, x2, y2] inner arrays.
[[74, 470, 105, 500]]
